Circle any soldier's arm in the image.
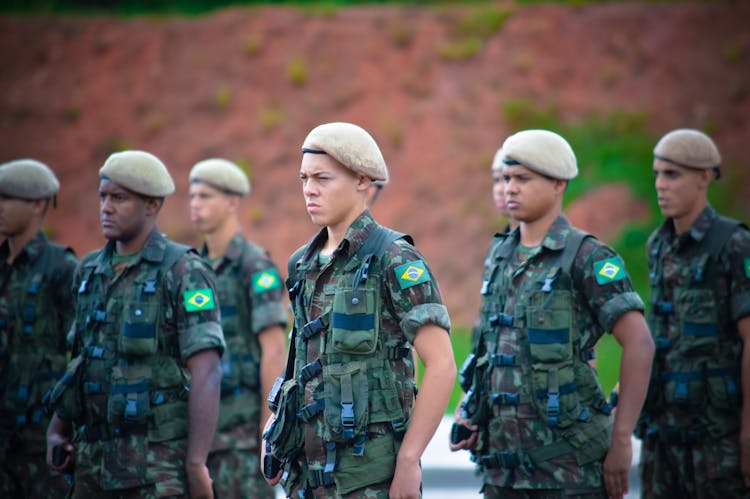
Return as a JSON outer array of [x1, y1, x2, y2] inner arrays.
[[390, 324, 456, 499], [604, 310, 654, 499], [46, 412, 74, 472], [258, 325, 286, 437], [738, 316, 750, 487], [185, 348, 222, 499]]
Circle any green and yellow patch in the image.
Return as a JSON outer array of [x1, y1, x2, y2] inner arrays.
[[252, 268, 281, 293], [184, 288, 215, 312], [745, 257, 750, 278], [594, 257, 627, 285], [394, 259, 431, 289]]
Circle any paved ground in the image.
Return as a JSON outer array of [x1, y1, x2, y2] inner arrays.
[[276, 417, 642, 498]]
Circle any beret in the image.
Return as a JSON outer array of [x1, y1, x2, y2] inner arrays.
[[0, 159, 60, 199], [491, 147, 504, 171], [99, 150, 175, 197], [190, 158, 250, 196], [500, 129, 578, 180], [302, 122, 388, 182], [653, 129, 721, 169]]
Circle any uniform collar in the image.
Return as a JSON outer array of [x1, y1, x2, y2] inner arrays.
[[200, 231, 244, 263], [657, 204, 716, 244], [497, 215, 570, 259], [302, 210, 375, 265], [0, 231, 48, 266], [92, 228, 169, 271]]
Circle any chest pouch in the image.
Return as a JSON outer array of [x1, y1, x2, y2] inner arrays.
[[322, 360, 369, 442], [329, 288, 378, 355], [119, 276, 160, 356], [674, 288, 718, 358], [526, 283, 582, 429]]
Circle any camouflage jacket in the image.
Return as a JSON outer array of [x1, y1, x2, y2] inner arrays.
[[57, 228, 225, 492], [474, 215, 644, 490], [201, 232, 287, 450], [644, 205, 750, 437], [0, 232, 78, 454], [287, 210, 450, 493]]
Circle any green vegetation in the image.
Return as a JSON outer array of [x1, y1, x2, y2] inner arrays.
[[259, 104, 285, 130], [286, 57, 309, 86], [438, 37, 482, 61], [214, 85, 231, 110]]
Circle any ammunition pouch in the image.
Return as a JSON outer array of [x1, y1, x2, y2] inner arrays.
[[263, 379, 303, 462]]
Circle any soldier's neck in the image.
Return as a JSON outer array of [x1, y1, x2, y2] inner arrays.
[[519, 207, 560, 247], [204, 216, 239, 259], [5, 218, 42, 264], [671, 197, 707, 235]]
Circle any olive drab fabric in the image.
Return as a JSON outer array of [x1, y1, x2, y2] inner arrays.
[[639, 205, 750, 497], [464, 216, 644, 491], [45, 229, 224, 495], [265, 211, 450, 497], [0, 232, 77, 497], [203, 232, 286, 499]]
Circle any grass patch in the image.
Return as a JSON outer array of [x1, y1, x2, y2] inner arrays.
[[214, 85, 231, 110], [286, 57, 308, 86], [439, 37, 482, 61]]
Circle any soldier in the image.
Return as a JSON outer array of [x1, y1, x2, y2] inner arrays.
[[638, 129, 750, 497], [491, 145, 520, 234], [261, 122, 456, 498], [188, 158, 287, 498], [0, 159, 78, 497], [45, 150, 225, 499], [452, 129, 654, 498]]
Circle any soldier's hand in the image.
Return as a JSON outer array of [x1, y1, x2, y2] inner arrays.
[[46, 425, 74, 473], [389, 456, 421, 499], [185, 462, 213, 499], [448, 416, 478, 452], [603, 434, 631, 499]]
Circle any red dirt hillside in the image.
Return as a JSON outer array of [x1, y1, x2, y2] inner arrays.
[[1, 3, 748, 325]]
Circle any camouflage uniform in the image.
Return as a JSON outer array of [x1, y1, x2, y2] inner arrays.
[[639, 205, 750, 498], [466, 216, 643, 497], [203, 232, 287, 499], [46, 229, 224, 498], [271, 211, 450, 498], [0, 232, 78, 498]]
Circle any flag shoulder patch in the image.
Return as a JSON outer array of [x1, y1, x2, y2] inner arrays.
[[252, 268, 281, 293], [184, 288, 216, 312], [593, 257, 627, 285], [394, 260, 431, 290]]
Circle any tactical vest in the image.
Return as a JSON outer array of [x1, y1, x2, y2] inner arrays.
[[1, 241, 72, 440], [266, 225, 415, 496], [47, 241, 192, 447], [468, 229, 613, 476], [213, 244, 265, 432], [643, 215, 744, 440]]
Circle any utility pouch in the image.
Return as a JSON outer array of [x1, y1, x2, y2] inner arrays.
[[333, 432, 397, 495], [119, 302, 159, 356], [107, 365, 151, 427], [705, 366, 739, 411], [263, 379, 303, 460], [675, 289, 718, 357], [329, 289, 378, 355], [322, 361, 368, 442]]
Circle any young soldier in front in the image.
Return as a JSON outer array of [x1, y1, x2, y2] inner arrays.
[[638, 129, 750, 497], [453, 129, 654, 499], [262, 122, 456, 498], [188, 158, 287, 498], [0, 160, 78, 497], [45, 151, 225, 498]]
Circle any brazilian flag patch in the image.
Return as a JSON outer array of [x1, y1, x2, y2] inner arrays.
[[594, 257, 627, 285], [745, 257, 750, 278], [394, 260, 431, 290], [184, 288, 216, 312], [252, 268, 281, 293]]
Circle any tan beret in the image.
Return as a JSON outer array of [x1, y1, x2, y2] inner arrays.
[[99, 150, 175, 197], [302, 122, 388, 183], [0, 159, 60, 199], [653, 129, 721, 169], [500, 129, 577, 180], [190, 158, 250, 196], [491, 147, 504, 171]]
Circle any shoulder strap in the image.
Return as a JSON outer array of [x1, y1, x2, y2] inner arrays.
[[693, 215, 743, 283], [558, 228, 591, 276], [161, 241, 193, 272], [356, 225, 413, 261]]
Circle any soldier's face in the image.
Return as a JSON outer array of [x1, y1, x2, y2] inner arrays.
[[653, 159, 711, 220], [0, 194, 37, 237], [491, 170, 509, 217], [189, 182, 237, 234], [502, 164, 564, 222], [300, 153, 368, 229], [98, 179, 149, 242]]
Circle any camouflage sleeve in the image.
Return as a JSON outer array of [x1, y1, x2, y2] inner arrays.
[[575, 238, 645, 333], [55, 249, 79, 350], [245, 256, 288, 335], [727, 226, 750, 322], [383, 239, 451, 344], [166, 252, 225, 361]]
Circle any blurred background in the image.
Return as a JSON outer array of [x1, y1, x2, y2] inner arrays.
[[1, 0, 749, 414]]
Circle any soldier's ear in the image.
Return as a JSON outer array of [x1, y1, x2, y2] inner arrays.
[[356, 175, 372, 192], [144, 197, 164, 216]]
